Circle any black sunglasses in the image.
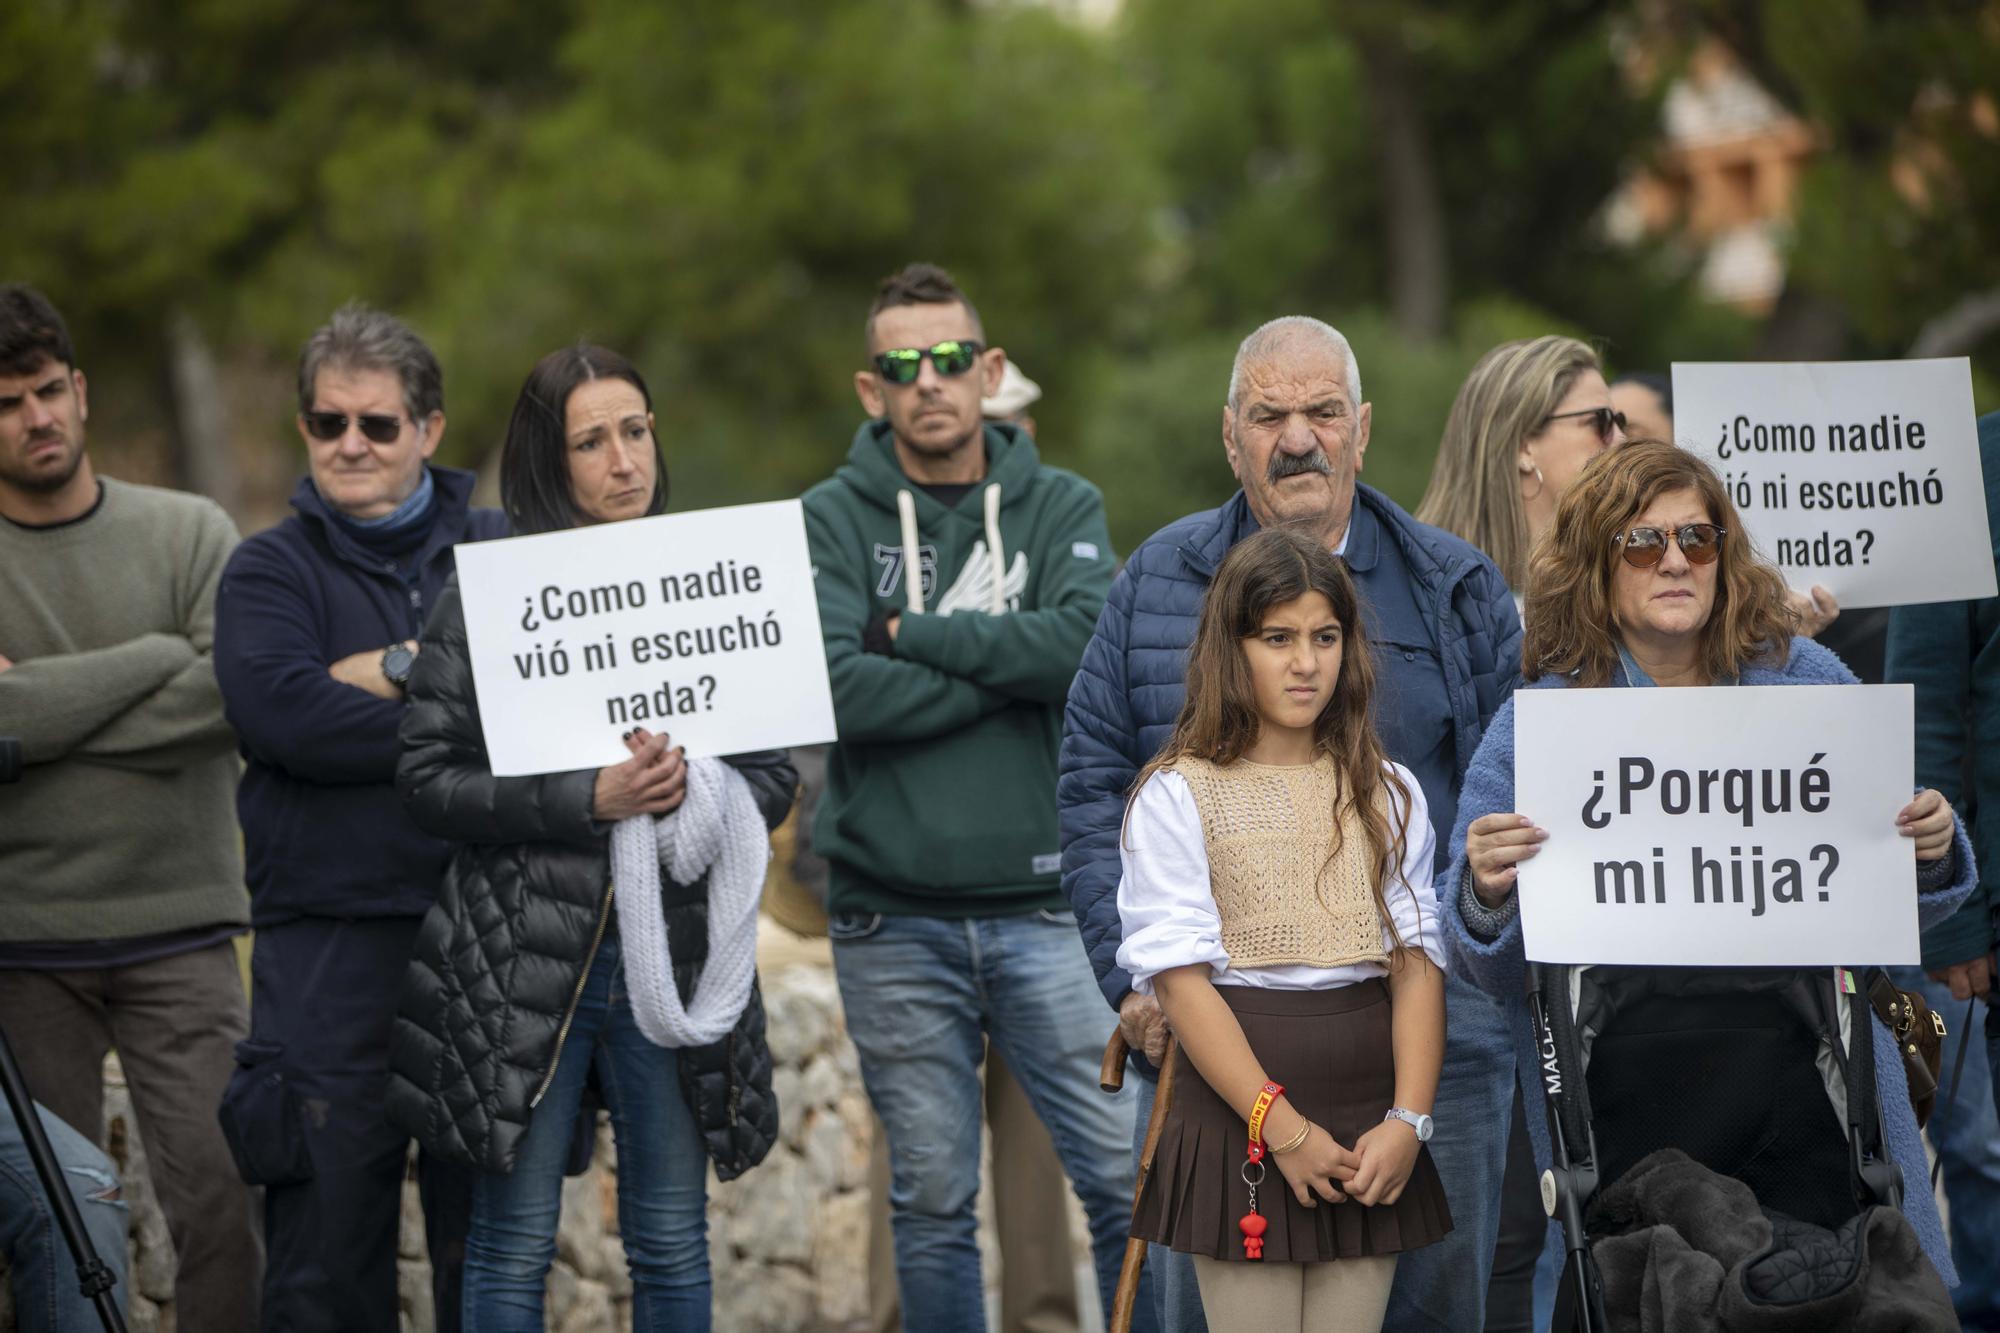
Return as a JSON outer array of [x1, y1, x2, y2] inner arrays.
[[1613, 523, 1726, 568], [872, 340, 984, 386], [303, 410, 408, 445], [1544, 405, 1627, 443]]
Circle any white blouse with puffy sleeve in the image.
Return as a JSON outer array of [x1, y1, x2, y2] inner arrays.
[[1114, 760, 1443, 994]]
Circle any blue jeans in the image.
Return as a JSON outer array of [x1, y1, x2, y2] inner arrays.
[[831, 909, 1155, 1333], [464, 932, 711, 1332], [0, 1102, 129, 1333], [1383, 969, 1519, 1332], [1895, 965, 2000, 1330]]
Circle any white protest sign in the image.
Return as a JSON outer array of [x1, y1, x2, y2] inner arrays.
[[454, 500, 836, 777], [1673, 358, 1994, 609], [1513, 685, 1919, 967]]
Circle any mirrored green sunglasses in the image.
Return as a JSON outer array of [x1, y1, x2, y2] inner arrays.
[[872, 340, 983, 385]]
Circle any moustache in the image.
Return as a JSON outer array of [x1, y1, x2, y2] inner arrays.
[[1268, 449, 1332, 482]]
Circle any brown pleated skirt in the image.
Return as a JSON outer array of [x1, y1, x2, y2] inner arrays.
[[1131, 980, 1453, 1262]]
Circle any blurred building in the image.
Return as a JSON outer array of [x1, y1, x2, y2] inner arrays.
[[1604, 38, 1817, 315]]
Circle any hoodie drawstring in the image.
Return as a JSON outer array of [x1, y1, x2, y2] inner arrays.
[[983, 483, 1005, 615], [896, 489, 924, 614]]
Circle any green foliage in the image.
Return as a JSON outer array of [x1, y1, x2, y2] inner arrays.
[[0, 0, 1986, 549]]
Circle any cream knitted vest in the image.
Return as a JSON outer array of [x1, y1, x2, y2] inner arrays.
[[1169, 754, 1387, 971]]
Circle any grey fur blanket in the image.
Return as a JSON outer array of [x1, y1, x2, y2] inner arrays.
[[1586, 1149, 1954, 1332]]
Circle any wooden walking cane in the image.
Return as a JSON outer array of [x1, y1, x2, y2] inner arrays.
[[1102, 1028, 1179, 1333]]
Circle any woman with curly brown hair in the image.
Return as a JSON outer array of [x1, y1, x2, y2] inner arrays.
[[1442, 439, 1974, 1289]]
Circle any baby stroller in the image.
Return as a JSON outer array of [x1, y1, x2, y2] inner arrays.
[[1527, 960, 1949, 1331]]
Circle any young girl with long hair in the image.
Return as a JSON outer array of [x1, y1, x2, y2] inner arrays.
[[1117, 526, 1451, 1333]]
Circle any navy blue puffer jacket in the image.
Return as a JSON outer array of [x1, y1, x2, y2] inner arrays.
[[1058, 485, 1521, 1010]]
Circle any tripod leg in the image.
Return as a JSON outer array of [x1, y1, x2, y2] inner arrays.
[[0, 1025, 129, 1333]]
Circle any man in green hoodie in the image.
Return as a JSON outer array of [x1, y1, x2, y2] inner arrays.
[[804, 264, 1151, 1331]]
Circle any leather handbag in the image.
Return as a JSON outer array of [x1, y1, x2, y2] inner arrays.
[[1867, 969, 1947, 1127]]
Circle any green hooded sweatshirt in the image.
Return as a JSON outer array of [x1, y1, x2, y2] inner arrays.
[[803, 419, 1116, 918]]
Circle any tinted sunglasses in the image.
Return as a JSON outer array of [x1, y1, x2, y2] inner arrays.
[[872, 340, 983, 385], [303, 410, 407, 444], [1614, 523, 1726, 568], [1545, 405, 1627, 443]]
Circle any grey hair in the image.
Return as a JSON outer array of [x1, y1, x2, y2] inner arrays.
[[297, 301, 444, 421], [1226, 316, 1363, 412]]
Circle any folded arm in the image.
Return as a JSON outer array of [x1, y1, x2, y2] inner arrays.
[[890, 485, 1116, 702], [0, 634, 195, 764], [75, 503, 240, 771], [806, 503, 1014, 743], [213, 543, 407, 785]]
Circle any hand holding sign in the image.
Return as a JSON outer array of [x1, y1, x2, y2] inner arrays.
[[1511, 685, 1935, 967], [1465, 813, 1548, 905], [592, 729, 686, 820], [1897, 787, 1955, 861]]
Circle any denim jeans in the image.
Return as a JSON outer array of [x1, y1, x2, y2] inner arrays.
[[1894, 965, 2000, 1330], [0, 1102, 129, 1333], [1382, 969, 1519, 1332], [831, 908, 1155, 1333], [464, 931, 711, 1333]]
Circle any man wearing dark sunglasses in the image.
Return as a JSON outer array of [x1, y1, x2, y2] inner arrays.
[[211, 303, 503, 1332], [0, 284, 260, 1329], [804, 264, 1148, 1331]]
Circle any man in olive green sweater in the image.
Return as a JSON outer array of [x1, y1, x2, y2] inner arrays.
[[0, 285, 259, 1329], [804, 264, 1152, 1331]]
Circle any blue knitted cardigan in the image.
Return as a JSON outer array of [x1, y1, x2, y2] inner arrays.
[[1443, 635, 1977, 1286]]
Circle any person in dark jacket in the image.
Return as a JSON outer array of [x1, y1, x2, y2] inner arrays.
[[1886, 409, 2000, 1332], [386, 344, 793, 1333], [1059, 316, 1522, 1333], [213, 302, 498, 1333]]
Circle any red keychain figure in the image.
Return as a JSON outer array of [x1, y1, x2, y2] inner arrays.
[[1239, 1200, 1267, 1260]]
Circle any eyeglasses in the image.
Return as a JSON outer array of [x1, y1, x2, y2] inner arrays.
[[871, 340, 984, 385], [303, 411, 408, 444], [1613, 523, 1726, 568], [1544, 406, 1627, 443]]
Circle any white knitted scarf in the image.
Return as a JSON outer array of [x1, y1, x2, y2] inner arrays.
[[609, 757, 767, 1049]]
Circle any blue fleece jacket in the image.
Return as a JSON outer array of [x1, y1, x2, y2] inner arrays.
[[214, 466, 509, 925], [1444, 636, 1978, 1286]]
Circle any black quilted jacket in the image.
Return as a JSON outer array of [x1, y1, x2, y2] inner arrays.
[[385, 585, 794, 1180]]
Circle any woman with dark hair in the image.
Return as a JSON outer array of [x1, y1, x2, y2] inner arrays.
[[1444, 440, 1973, 1289], [387, 345, 794, 1331]]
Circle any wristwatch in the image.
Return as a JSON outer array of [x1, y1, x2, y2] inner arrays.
[[381, 642, 417, 691], [1385, 1107, 1434, 1142]]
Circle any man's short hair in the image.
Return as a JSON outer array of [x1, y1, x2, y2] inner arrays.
[[297, 302, 445, 422], [864, 263, 983, 345], [1227, 316, 1362, 413], [0, 285, 77, 377]]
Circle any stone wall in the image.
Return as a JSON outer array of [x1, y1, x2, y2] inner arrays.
[[1, 962, 895, 1333]]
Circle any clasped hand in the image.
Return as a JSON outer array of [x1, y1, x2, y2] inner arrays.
[[592, 726, 687, 820], [1269, 1116, 1419, 1209]]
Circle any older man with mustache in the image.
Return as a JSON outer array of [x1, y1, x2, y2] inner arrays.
[[1059, 316, 1523, 1332]]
